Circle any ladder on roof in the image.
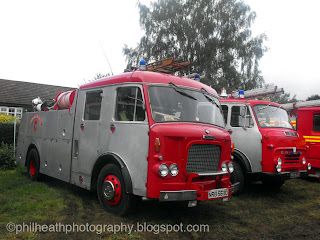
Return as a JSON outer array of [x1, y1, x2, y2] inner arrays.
[[146, 58, 190, 73], [231, 86, 284, 99], [282, 99, 320, 111]]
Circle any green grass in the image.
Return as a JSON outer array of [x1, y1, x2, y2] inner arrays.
[[1, 167, 320, 239]]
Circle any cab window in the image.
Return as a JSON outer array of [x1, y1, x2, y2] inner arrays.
[[222, 105, 228, 125], [313, 113, 320, 132], [84, 90, 102, 120], [115, 87, 145, 121], [231, 106, 253, 127]]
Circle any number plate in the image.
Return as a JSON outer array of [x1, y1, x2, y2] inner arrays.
[[290, 172, 300, 178], [208, 188, 229, 199]]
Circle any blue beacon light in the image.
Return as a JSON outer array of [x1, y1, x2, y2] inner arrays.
[[239, 90, 244, 98], [139, 60, 147, 71]]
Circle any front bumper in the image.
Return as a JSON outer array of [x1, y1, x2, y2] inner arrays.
[[159, 171, 231, 202], [262, 170, 308, 180]]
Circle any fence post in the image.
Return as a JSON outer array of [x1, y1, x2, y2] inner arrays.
[[13, 118, 17, 158]]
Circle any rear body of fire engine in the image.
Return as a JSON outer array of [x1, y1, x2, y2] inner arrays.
[[220, 98, 310, 193], [16, 63, 233, 215], [282, 100, 320, 178]]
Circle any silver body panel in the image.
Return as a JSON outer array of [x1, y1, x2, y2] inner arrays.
[[16, 84, 149, 196], [222, 103, 262, 172]]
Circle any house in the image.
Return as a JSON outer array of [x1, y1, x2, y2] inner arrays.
[[0, 79, 75, 119]]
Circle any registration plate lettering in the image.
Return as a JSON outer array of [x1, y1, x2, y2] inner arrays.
[[208, 188, 229, 199], [290, 172, 300, 178]]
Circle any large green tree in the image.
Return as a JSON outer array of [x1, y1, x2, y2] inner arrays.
[[306, 94, 320, 101], [123, 0, 267, 91]]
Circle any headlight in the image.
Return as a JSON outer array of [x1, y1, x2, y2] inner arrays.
[[169, 164, 179, 177], [228, 162, 234, 173], [221, 162, 228, 172], [308, 163, 312, 171], [277, 157, 282, 165], [159, 164, 169, 177], [302, 157, 306, 165], [276, 164, 282, 173]]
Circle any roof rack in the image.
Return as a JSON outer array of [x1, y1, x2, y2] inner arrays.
[[146, 58, 190, 73]]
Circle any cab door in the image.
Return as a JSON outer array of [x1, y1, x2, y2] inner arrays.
[[222, 103, 262, 172], [309, 112, 320, 166], [107, 85, 149, 196]]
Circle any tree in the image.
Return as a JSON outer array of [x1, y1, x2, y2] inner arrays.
[[306, 94, 320, 101], [269, 93, 298, 105], [123, 0, 267, 91]]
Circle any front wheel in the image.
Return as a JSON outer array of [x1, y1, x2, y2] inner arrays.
[[97, 164, 136, 216], [26, 148, 41, 181], [230, 161, 245, 195]]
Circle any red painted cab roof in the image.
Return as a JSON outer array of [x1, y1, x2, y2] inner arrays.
[[220, 98, 283, 108], [80, 71, 218, 96]]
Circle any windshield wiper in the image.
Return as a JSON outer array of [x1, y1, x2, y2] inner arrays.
[[169, 82, 197, 100], [272, 105, 282, 112], [259, 103, 272, 111], [201, 88, 220, 109]]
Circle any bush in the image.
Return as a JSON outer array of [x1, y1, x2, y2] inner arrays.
[[0, 123, 20, 145], [0, 114, 20, 124], [0, 142, 16, 170]]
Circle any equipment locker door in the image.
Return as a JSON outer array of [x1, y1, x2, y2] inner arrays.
[[72, 89, 106, 188]]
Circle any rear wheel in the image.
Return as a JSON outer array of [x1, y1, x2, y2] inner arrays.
[[230, 161, 245, 195], [27, 148, 40, 181], [97, 164, 136, 216]]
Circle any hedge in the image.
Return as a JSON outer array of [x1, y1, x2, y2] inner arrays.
[[0, 123, 20, 145]]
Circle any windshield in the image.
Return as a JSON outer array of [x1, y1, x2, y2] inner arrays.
[[253, 104, 292, 129], [148, 86, 225, 127]]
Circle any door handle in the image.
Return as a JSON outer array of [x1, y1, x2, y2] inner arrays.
[[110, 124, 116, 133]]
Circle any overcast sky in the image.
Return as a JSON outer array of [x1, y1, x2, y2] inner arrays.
[[0, 0, 319, 100]]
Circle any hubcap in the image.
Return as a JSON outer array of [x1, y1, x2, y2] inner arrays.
[[30, 159, 36, 176], [103, 181, 115, 200], [103, 175, 122, 205]]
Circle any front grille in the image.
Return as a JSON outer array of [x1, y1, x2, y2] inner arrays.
[[284, 155, 300, 164], [186, 144, 221, 174]]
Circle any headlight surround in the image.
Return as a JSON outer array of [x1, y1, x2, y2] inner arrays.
[[169, 164, 179, 177], [302, 157, 306, 165], [159, 164, 169, 177], [228, 162, 234, 173], [221, 162, 228, 172], [308, 163, 312, 171]]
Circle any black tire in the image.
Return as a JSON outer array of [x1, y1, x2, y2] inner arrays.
[[230, 161, 245, 195], [26, 148, 41, 181], [97, 164, 136, 216]]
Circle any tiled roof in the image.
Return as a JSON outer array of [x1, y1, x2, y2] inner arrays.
[[0, 79, 75, 108]]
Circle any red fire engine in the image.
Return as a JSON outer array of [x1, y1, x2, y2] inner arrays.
[[282, 100, 320, 177], [220, 87, 310, 193], [16, 58, 233, 215]]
